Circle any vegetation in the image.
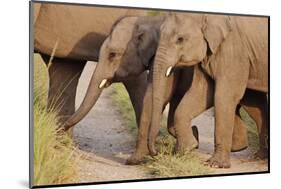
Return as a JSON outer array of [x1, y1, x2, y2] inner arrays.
[[145, 135, 211, 177], [240, 108, 259, 151], [111, 84, 138, 135], [33, 54, 77, 185], [111, 83, 211, 177]]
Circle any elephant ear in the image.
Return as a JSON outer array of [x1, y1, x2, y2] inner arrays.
[[202, 15, 232, 55], [134, 23, 158, 68]]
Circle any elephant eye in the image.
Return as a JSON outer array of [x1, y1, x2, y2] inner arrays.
[[108, 52, 116, 60], [176, 37, 184, 44]]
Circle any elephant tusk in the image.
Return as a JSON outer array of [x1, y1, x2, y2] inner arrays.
[[98, 79, 108, 89], [165, 66, 173, 77]]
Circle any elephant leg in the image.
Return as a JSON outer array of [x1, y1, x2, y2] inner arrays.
[[167, 97, 179, 138], [241, 90, 268, 159], [126, 81, 152, 165], [208, 78, 247, 168], [127, 71, 174, 164], [122, 72, 147, 127], [166, 73, 181, 138], [43, 54, 86, 126], [231, 104, 249, 152], [173, 66, 214, 153], [167, 71, 247, 151], [170, 97, 248, 152]]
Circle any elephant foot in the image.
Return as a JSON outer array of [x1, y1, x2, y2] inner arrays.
[[126, 152, 148, 165], [205, 153, 231, 168], [253, 148, 268, 160], [169, 125, 199, 147], [174, 135, 198, 154]]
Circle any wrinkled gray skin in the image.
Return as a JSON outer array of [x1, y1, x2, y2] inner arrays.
[[149, 13, 268, 168], [33, 3, 146, 130], [64, 15, 252, 165]]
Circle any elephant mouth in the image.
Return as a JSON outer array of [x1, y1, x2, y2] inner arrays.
[[98, 79, 112, 89]]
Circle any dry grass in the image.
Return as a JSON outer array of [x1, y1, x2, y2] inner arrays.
[[33, 54, 77, 186], [144, 135, 211, 177]]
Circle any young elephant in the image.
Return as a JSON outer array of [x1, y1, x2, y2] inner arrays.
[[63, 16, 164, 130], [149, 13, 268, 168], [64, 15, 249, 164]]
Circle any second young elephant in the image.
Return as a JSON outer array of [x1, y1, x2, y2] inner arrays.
[[149, 13, 268, 168]]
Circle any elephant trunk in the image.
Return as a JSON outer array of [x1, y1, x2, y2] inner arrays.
[[64, 64, 106, 130], [148, 47, 170, 155]]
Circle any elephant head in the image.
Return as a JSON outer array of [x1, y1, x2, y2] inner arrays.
[[149, 13, 232, 155], [64, 16, 164, 130]]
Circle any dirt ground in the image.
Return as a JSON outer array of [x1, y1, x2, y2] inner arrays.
[[73, 62, 268, 183]]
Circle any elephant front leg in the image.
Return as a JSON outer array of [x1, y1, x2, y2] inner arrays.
[[167, 96, 180, 138], [173, 93, 209, 153], [173, 66, 213, 153], [168, 97, 200, 144], [207, 81, 245, 168], [46, 57, 86, 126], [126, 81, 152, 165]]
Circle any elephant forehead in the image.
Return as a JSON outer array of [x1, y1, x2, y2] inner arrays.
[[161, 14, 200, 36], [109, 17, 138, 49]]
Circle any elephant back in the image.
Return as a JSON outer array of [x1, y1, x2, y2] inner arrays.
[[34, 3, 146, 61]]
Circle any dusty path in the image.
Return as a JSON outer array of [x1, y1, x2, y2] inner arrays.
[[73, 62, 267, 182], [74, 62, 152, 182]]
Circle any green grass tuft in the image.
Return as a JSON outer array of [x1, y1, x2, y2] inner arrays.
[[240, 108, 259, 150], [33, 54, 77, 185], [111, 83, 138, 135]]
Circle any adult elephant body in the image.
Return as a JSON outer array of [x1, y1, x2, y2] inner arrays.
[[33, 2, 146, 124], [149, 14, 268, 168]]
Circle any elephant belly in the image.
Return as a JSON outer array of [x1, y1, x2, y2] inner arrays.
[[247, 61, 268, 93], [247, 78, 268, 93]]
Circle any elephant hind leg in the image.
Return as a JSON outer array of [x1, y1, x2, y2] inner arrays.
[[40, 53, 86, 126]]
